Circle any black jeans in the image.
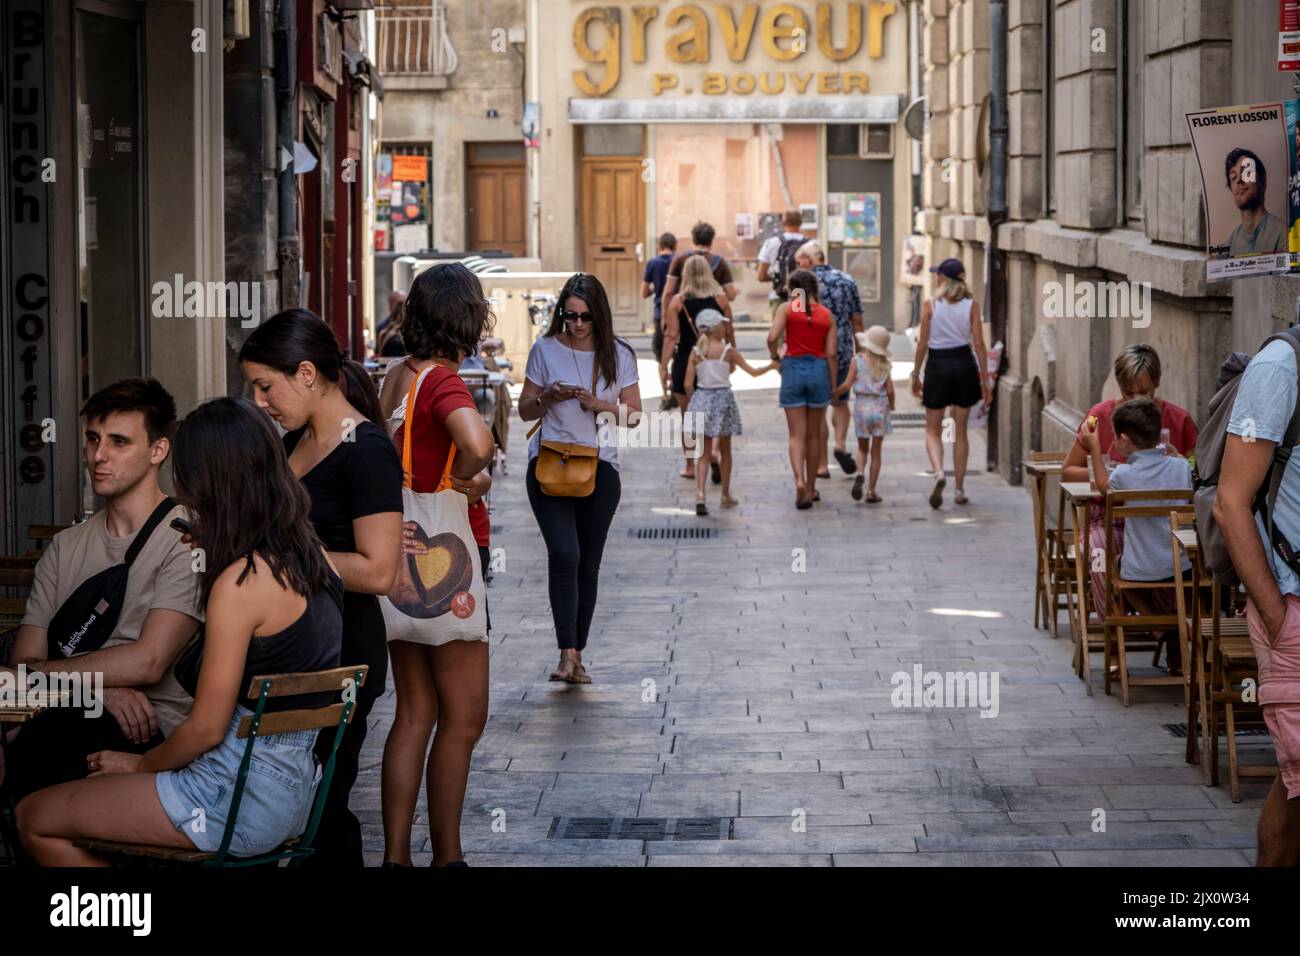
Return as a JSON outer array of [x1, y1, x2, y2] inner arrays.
[[2, 705, 163, 804], [651, 312, 664, 364], [526, 458, 621, 651], [299, 592, 388, 868]]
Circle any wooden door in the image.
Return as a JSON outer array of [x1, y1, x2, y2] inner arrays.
[[581, 158, 644, 329], [467, 144, 526, 256]]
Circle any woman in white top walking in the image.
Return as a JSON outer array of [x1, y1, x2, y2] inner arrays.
[[910, 258, 991, 508], [683, 309, 776, 515]]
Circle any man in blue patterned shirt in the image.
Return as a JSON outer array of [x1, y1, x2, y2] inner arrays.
[[798, 241, 864, 477]]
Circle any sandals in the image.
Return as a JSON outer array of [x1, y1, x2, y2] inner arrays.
[[851, 474, 865, 501], [720, 495, 738, 509], [710, 459, 722, 485], [571, 663, 592, 685], [795, 486, 812, 510], [866, 491, 883, 504], [696, 498, 709, 516], [834, 448, 857, 475], [954, 489, 969, 506], [929, 473, 946, 510], [549, 657, 576, 682], [811, 491, 821, 502]]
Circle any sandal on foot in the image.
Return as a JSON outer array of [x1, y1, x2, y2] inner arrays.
[[834, 448, 857, 475], [720, 495, 738, 509], [929, 474, 946, 510], [710, 459, 722, 485], [795, 487, 812, 510], [817, 470, 831, 480], [954, 490, 969, 506], [851, 474, 865, 501], [866, 490, 882, 503], [550, 657, 576, 682], [696, 500, 709, 516], [811, 490, 821, 502], [571, 663, 592, 685]]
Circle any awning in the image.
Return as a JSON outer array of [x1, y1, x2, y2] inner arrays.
[[568, 95, 902, 125]]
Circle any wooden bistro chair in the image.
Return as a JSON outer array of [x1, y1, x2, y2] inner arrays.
[[1101, 489, 1194, 706], [1059, 482, 1104, 693], [25, 525, 67, 556], [77, 665, 367, 867], [1026, 451, 1068, 633]]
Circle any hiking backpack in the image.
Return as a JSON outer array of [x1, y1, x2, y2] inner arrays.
[[771, 235, 806, 301], [1194, 326, 1300, 585]]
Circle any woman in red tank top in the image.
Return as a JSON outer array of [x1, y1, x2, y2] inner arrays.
[[767, 269, 838, 509]]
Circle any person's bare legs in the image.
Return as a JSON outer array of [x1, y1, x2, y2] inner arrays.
[[426, 640, 489, 866], [382, 639, 437, 865], [718, 436, 735, 503], [869, 435, 884, 497], [676, 393, 694, 477], [17, 773, 196, 866], [832, 402, 852, 460], [806, 407, 824, 499], [855, 437, 868, 473], [784, 407, 809, 501], [695, 435, 714, 506], [816, 408, 830, 477], [1256, 775, 1300, 866], [924, 407, 946, 476], [951, 404, 972, 499]]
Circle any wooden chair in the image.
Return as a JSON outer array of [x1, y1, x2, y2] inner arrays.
[[25, 525, 67, 555], [1101, 489, 1195, 706], [1058, 484, 1105, 692], [76, 665, 367, 867], [1026, 451, 1068, 632]]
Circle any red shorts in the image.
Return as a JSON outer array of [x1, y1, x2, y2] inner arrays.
[[1246, 595, 1300, 799]]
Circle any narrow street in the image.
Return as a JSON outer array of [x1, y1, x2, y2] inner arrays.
[[357, 336, 1266, 866]]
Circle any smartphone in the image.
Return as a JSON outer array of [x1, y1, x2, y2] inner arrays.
[[169, 516, 194, 536], [554, 382, 581, 393]]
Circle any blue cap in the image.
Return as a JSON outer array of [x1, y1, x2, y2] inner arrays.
[[930, 258, 965, 280]]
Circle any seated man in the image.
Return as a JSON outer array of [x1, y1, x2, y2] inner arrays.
[[0, 378, 202, 802], [1082, 397, 1193, 669]]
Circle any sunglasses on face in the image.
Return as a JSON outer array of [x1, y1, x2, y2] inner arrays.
[[556, 308, 592, 324]]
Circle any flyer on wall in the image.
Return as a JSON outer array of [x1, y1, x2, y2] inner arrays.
[[1186, 102, 1292, 281]]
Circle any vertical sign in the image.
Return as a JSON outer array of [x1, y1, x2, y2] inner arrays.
[[1281, 0, 1300, 71], [5, 0, 57, 545]]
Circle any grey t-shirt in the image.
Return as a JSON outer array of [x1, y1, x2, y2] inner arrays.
[[1109, 449, 1193, 581], [1227, 210, 1287, 255], [525, 335, 639, 469], [22, 504, 204, 736]]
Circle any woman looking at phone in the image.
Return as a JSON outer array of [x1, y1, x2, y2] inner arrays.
[[519, 273, 641, 684]]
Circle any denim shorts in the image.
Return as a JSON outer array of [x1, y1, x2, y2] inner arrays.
[[779, 354, 831, 409], [155, 705, 321, 857]]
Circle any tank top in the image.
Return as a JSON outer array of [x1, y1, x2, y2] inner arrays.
[[177, 567, 344, 713], [929, 296, 974, 350], [785, 301, 832, 357], [677, 298, 714, 357], [694, 343, 732, 389]]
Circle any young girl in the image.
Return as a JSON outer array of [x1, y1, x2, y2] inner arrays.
[[684, 308, 776, 515], [833, 325, 895, 504]]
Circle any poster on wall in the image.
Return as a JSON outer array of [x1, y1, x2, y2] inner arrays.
[[843, 193, 881, 247], [757, 212, 784, 246], [735, 212, 754, 240], [800, 203, 819, 231], [1186, 103, 1292, 280], [844, 248, 881, 303], [899, 234, 927, 286], [1281, 1, 1300, 71], [826, 193, 846, 243], [1287, 100, 1300, 267]]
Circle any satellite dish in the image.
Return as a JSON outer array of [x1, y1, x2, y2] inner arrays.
[[902, 97, 928, 142]]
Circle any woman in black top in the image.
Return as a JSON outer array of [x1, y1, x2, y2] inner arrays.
[[17, 398, 345, 864], [660, 254, 733, 479], [239, 310, 403, 868]]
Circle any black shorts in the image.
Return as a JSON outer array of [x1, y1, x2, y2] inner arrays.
[[671, 350, 691, 396], [922, 346, 982, 410]]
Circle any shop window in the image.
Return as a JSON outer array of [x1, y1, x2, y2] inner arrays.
[[376, 145, 431, 253]]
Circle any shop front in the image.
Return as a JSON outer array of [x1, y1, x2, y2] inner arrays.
[[535, 2, 912, 332]]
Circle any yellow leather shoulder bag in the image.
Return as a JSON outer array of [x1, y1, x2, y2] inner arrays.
[[527, 361, 601, 497]]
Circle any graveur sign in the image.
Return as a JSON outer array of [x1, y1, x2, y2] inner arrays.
[[572, 2, 900, 98]]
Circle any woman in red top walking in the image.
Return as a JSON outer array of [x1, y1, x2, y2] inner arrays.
[[376, 263, 496, 867], [767, 269, 838, 509]]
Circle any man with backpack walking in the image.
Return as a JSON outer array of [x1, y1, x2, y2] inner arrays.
[[757, 210, 811, 320], [663, 221, 738, 304], [1212, 325, 1300, 866]]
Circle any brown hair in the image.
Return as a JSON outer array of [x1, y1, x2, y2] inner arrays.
[[1111, 397, 1162, 449], [1114, 343, 1162, 393]]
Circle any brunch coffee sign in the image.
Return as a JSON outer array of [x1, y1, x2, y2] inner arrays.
[[572, 2, 899, 98]]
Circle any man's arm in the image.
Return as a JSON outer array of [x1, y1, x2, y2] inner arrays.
[[1214, 434, 1288, 640], [640, 280, 653, 300], [28, 608, 200, 686]]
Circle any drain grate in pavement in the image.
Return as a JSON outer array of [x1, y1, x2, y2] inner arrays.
[[548, 817, 733, 841], [892, 411, 926, 429], [1164, 722, 1269, 739], [629, 527, 717, 540]]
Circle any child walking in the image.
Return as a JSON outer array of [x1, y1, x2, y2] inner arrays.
[[833, 325, 895, 503], [684, 308, 776, 515]]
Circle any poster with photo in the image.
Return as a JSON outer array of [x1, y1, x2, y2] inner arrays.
[[757, 212, 784, 247], [800, 203, 819, 231], [826, 193, 846, 243], [844, 248, 881, 303], [735, 212, 754, 240], [1187, 102, 1291, 280], [1287, 99, 1300, 267], [843, 193, 881, 247], [899, 234, 927, 286]]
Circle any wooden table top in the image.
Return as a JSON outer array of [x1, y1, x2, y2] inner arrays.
[[1060, 481, 1097, 501], [1023, 460, 1065, 477], [1172, 528, 1199, 552]]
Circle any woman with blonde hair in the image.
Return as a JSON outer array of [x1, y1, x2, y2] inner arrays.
[[911, 258, 991, 508], [661, 253, 733, 479]]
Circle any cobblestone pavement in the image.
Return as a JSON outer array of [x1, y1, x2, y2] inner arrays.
[[357, 337, 1266, 866]]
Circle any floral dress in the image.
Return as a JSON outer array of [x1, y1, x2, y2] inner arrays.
[[851, 354, 892, 439]]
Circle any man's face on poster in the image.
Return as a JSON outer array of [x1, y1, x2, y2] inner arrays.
[[1228, 155, 1265, 211]]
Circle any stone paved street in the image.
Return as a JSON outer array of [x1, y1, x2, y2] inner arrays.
[[357, 337, 1268, 866]]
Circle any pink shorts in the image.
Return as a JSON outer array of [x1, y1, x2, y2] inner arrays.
[[1246, 596, 1300, 799]]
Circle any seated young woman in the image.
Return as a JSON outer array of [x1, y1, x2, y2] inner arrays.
[[17, 398, 344, 866]]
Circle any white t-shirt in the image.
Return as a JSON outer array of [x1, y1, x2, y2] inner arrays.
[[525, 335, 639, 468]]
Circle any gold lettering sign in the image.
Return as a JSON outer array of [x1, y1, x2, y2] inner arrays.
[[760, 4, 808, 61], [843, 71, 869, 93], [867, 0, 896, 59], [816, 2, 862, 61], [816, 72, 839, 93], [759, 72, 786, 93], [631, 5, 659, 63], [653, 73, 679, 93], [702, 72, 728, 94], [665, 4, 710, 63], [715, 2, 760, 61], [573, 7, 621, 96]]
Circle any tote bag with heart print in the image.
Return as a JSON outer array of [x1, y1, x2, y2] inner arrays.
[[379, 365, 487, 644]]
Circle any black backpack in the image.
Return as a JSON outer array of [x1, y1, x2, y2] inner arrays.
[[45, 497, 177, 659], [771, 235, 806, 301], [1193, 327, 1300, 585]]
